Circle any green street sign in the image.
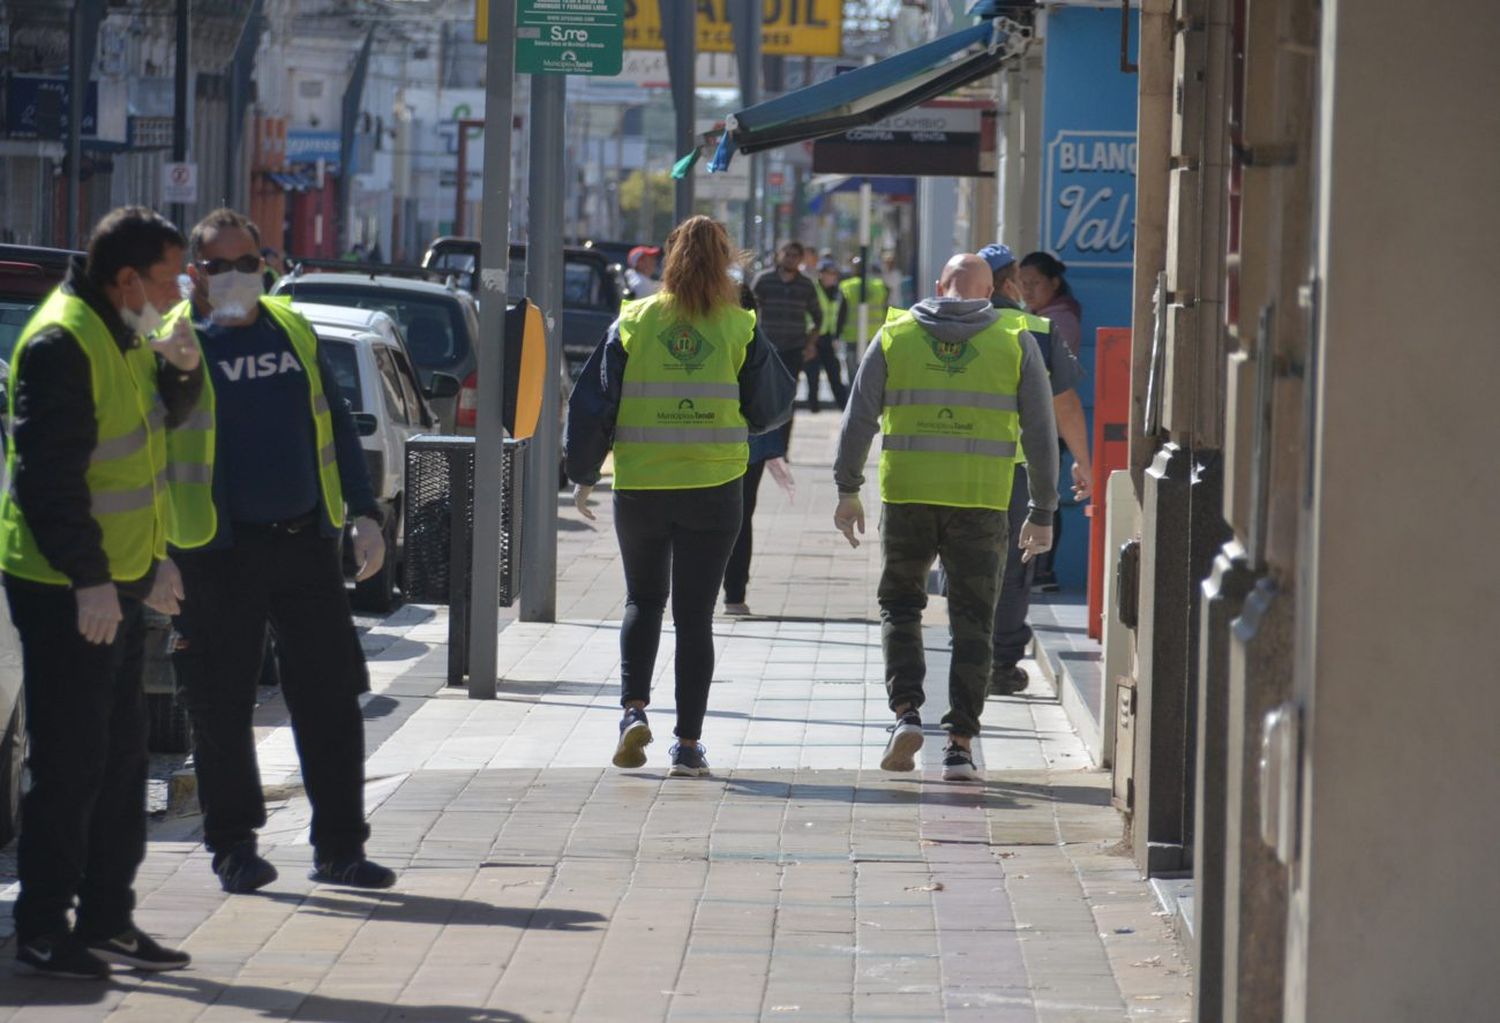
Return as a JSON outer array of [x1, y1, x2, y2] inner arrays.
[[515, 0, 624, 77]]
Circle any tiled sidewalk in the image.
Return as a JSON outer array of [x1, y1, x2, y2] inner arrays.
[[0, 415, 1190, 1022]]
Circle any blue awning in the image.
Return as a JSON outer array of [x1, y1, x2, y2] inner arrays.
[[710, 19, 1019, 172], [267, 170, 318, 192], [807, 176, 917, 214]]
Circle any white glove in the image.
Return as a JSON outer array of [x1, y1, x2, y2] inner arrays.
[[148, 315, 200, 371], [1071, 462, 1093, 502], [834, 494, 865, 548], [352, 515, 386, 581], [76, 582, 123, 645], [573, 483, 596, 521], [1018, 521, 1054, 564], [145, 557, 185, 616], [766, 457, 796, 503]]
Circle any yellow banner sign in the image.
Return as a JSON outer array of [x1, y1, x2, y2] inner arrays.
[[623, 0, 843, 57]]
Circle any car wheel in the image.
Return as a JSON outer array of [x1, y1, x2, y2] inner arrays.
[[0, 700, 25, 848], [147, 691, 192, 755], [352, 513, 402, 614]]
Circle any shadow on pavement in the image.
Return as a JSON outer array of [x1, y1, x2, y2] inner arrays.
[[135, 974, 532, 1022], [257, 890, 605, 932]]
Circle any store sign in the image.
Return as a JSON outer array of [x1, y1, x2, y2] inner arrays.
[[1043, 130, 1136, 268], [616, 49, 739, 88], [514, 0, 625, 76], [4, 76, 98, 138], [286, 130, 341, 168], [623, 0, 842, 57], [811, 104, 996, 178]]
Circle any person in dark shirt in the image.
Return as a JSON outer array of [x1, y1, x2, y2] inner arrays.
[[1, 206, 201, 977], [167, 208, 394, 895], [750, 241, 822, 450]]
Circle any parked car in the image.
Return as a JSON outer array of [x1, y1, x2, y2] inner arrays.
[[273, 267, 480, 433], [299, 308, 457, 611], [420, 237, 625, 382]]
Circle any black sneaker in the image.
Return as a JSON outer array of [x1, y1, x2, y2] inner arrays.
[[612, 706, 653, 769], [309, 857, 397, 889], [880, 709, 924, 772], [215, 842, 279, 894], [668, 741, 710, 777], [14, 934, 110, 979], [990, 664, 1029, 696], [84, 926, 191, 972], [941, 743, 981, 782]]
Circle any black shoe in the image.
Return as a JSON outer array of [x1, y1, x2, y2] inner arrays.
[[941, 743, 981, 782], [668, 741, 710, 777], [612, 706, 653, 769], [1031, 573, 1060, 594], [881, 709, 924, 772], [309, 857, 397, 889], [84, 926, 191, 972], [15, 934, 110, 979], [215, 842, 279, 894], [990, 664, 1029, 696]]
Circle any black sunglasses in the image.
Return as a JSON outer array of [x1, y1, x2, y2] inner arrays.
[[196, 255, 263, 276]]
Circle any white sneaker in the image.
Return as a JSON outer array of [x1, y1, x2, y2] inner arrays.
[[941, 743, 980, 782], [880, 711, 924, 772]]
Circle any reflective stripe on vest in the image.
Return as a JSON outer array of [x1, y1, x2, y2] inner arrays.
[[877, 311, 1025, 511], [162, 296, 346, 549], [838, 276, 889, 343], [613, 293, 753, 490], [0, 288, 169, 584]]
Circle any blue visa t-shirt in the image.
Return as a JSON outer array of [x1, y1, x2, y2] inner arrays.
[[198, 313, 322, 524]]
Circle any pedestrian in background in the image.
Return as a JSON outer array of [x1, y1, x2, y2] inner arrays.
[[624, 244, 662, 298], [838, 256, 890, 384], [165, 208, 394, 894], [804, 257, 849, 413], [833, 254, 1058, 782], [1018, 251, 1083, 358], [1, 206, 201, 977], [566, 215, 794, 777], [751, 241, 822, 450]]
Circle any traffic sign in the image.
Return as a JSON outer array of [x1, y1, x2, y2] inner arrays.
[[514, 0, 624, 76], [624, 0, 842, 57], [161, 161, 198, 203]]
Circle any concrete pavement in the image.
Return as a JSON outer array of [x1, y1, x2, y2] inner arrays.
[[0, 413, 1191, 1022]]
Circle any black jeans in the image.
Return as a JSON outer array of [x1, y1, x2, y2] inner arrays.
[[775, 346, 807, 450], [173, 526, 370, 863], [723, 459, 767, 605], [992, 465, 1035, 668], [802, 335, 848, 412], [4, 578, 147, 943], [614, 479, 743, 741]]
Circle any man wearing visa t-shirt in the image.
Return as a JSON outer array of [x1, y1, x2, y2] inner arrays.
[[164, 208, 395, 895]]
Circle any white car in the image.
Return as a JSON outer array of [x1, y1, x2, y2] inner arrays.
[[300, 313, 459, 611]]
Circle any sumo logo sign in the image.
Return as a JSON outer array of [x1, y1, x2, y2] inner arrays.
[[1044, 130, 1137, 269]]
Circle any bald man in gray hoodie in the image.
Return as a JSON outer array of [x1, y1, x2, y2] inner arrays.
[[832, 254, 1058, 781]]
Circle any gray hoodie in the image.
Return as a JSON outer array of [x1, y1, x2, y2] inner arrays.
[[832, 296, 1059, 524]]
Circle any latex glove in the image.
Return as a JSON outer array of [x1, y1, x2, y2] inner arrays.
[[766, 457, 796, 503], [1018, 521, 1054, 564], [76, 582, 123, 645], [148, 315, 200, 371], [573, 483, 596, 521], [145, 557, 185, 617], [834, 494, 865, 548], [352, 515, 386, 582], [1071, 462, 1093, 502]]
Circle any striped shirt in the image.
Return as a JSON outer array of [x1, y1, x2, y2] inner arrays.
[[751, 269, 823, 351]]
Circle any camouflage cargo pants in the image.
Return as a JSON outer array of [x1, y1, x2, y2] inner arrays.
[[878, 502, 1009, 738]]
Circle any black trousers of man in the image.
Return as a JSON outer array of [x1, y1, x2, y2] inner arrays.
[[801, 335, 848, 413], [173, 522, 370, 866], [4, 578, 147, 944]]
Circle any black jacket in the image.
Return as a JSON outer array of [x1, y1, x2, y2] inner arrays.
[[563, 314, 796, 487], [7, 258, 204, 589]]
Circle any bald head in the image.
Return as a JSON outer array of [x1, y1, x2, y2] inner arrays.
[[937, 254, 995, 301]]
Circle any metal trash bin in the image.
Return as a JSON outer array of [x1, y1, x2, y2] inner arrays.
[[403, 435, 526, 685]]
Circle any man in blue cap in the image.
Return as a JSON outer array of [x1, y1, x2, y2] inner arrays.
[[976, 243, 1093, 695]]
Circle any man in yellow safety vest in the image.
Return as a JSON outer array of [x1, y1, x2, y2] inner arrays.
[[831, 254, 1059, 782]]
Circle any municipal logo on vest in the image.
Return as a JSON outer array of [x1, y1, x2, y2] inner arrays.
[[659, 323, 715, 374], [925, 337, 978, 375]]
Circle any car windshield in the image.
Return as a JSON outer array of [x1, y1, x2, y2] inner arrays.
[[320, 339, 362, 412], [280, 284, 471, 375], [507, 257, 614, 311], [0, 300, 38, 364]]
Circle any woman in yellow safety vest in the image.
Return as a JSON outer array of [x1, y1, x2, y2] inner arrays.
[[564, 216, 795, 777]]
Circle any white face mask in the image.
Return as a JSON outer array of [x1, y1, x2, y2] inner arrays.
[[118, 276, 164, 338], [206, 270, 264, 322]]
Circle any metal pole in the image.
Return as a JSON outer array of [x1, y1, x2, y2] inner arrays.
[[660, 0, 695, 225], [468, 0, 516, 700], [171, 0, 190, 229], [856, 180, 872, 360], [66, 2, 86, 245], [519, 73, 565, 623], [729, 1, 760, 252]]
